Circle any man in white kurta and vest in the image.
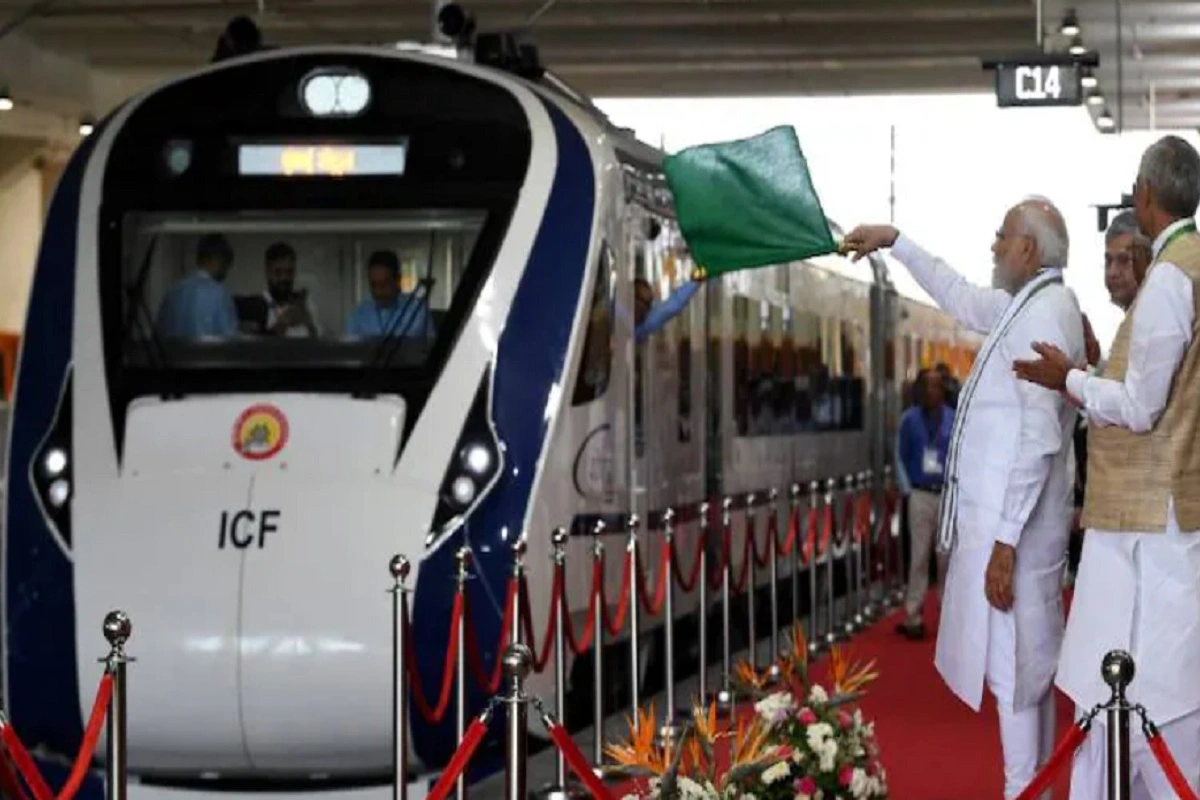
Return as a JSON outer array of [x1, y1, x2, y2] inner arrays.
[[844, 199, 1085, 799], [1014, 134, 1200, 799]]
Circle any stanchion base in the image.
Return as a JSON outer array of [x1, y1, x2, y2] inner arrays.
[[702, 687, 737, 716], [533, 782, 589, 800]]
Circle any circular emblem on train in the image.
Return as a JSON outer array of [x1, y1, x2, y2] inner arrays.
[[232, 404, 289, 461]]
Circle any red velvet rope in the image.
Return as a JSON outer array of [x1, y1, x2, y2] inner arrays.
[[799, 506, 818, 565], [751, 514, 772, 568], [817, 503, 834, 556], [777, 508, 798, 558], [0, 749, 26, 800], [1148, 731, 1200, 800], [546, 721, 618, 800], [635, 542, 670, 616], [464, 578, 518, 693], [406, 593, 462, 723], [1013, 721, 1089, 800], [733, 529, 753, 592], [563, 558, 601, 655], [519, 574, 557, 673], [0, 671, 113, 800], [671, 536, 704, 593], [854, 491, 872, 543], [602, 552, 633, 636], [707, 522, 732, 591], [426, 715, 490, 800]]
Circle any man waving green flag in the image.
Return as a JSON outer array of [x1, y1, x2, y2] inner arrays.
[[663, 125, 840, 276]]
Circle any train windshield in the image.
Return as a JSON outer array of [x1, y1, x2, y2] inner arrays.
[[119, 210, 485, 372]]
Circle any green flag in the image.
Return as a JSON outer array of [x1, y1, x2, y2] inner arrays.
[[663, 125, 838, 276]]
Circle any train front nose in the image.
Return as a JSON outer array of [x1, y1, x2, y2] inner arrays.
[[75, 394, 431, 777]]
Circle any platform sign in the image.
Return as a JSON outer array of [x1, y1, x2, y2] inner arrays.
[[994, 62, 1082, 107]]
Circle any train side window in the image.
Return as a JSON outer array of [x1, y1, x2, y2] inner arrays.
[[840, 318, 866, 431], [674, 251, 694, 443], [793, 309, 820, 431], [571, 242, 615, 407]]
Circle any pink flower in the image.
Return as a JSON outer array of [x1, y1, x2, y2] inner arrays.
[[837, 711, 853, 730], [795, 777, 817, 795], [839, 765, 855, 787], [798, 707, 818, 725]]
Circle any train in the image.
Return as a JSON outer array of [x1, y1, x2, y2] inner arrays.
[[1, 14, 980, 800]]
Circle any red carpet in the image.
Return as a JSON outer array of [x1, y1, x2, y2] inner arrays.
[[816, 597, 1075, 799]]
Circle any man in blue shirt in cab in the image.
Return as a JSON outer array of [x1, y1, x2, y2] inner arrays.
[[344, 249, 435, 339], [896, 367, 954, 640], [155, 233, 239, 339]]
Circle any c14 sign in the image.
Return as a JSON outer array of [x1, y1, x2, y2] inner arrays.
[[994, 62, 1083, 107]]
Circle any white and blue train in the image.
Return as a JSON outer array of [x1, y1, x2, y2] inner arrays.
[[2, 16, 979, 800]]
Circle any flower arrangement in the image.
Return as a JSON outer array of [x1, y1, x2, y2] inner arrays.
[[605, 623, 887, 800]]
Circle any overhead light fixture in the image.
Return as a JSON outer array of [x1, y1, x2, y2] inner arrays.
[[1068, 37, 1087, 56], [1087, 92, 1105, 106], [78, 117, 94, 136], [1097, 110, 1115, 130], [1081, 69, 1098, 90], [1060, 10, 1081, 38], [0, 87, 12, 112]]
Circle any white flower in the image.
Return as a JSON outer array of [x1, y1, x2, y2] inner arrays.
[[755, 692, 796, 724], [817, 740, 838, 773], [808, 685, 829, 704], [761, 761, 791, 785], [805, 721, 834, 750], [849, 768, 870, 798], [677, 776, 710, 800]]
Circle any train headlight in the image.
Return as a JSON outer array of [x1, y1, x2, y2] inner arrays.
[[299, 69, 371, 118], [462, 443, 491, 475], [450, 475, 476, 506], [43, 448, 67, 478], [429, 377, 505, 543], [48, 479, 71, 508], [30, 369, 74, 549]]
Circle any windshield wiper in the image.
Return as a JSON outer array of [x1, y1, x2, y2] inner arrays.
[[121, 236, 170, 370]]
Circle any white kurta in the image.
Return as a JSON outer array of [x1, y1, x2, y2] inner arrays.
[[1058, 217, 1200, 727], [891, 235, 1085, 712]]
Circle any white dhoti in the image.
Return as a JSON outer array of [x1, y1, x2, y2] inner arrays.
[[986, 606, 1057, 800], [1069, 708, 1200, 799]]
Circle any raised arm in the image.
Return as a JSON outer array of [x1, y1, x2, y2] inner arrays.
[[842, 224, 1010, 334], [635, 280, 701, 343], [890, 235, 1012, 335], [1064, 263, 1194, 432]]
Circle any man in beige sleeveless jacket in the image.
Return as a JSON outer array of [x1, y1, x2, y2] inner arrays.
[[1015, 134, 1200, 798]]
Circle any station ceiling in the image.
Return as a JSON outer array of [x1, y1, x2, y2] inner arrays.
[[0, 0, 1197, 134]]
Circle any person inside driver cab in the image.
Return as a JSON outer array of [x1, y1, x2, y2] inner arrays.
[[156, 233, 238, 339], [344, 249, 434, 338]]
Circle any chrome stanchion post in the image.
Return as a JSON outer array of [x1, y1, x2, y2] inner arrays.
[[697, 501, 710, 704], [851, 473, 867, 631], [766, 488, 781, 682], [503, 644, 533, 800], [745, 492, 758, 670], [390, 556, 412, 800], [807, 481, 824, 658], [626, 514, 642, 728], [1102, 650, 1134, 800], [659, 508, 679, 742], [539, 528, 570, 800], [511, 537, 526, 645], [842, 474, 859, 636], [455, 547, 472, 800], [861, 470, 879, 622], [823, 478, 840, 647], [885, 465, 904, 607], [102, 611, 132, 800], [789, 484, 802, 638], [590, 521, 606, 769], [717, 497, 734, 709]]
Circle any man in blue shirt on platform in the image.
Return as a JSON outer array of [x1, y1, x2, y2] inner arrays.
[[896, 367, 954, 640], [344, 250, 434, 338], [156, 233, 238, 339]]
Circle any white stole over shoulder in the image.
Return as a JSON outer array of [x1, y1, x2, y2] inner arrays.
[[936, 268, 1064, 552]]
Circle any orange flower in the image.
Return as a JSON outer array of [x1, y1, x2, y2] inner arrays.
[[829, 645, 880, 696]]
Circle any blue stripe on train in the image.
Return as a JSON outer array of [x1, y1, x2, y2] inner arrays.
[[5, 128, 105, 757], [409, 99, 596, 769]]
